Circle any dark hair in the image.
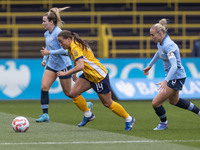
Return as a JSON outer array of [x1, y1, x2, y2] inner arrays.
[[58, 30, 89, 51]]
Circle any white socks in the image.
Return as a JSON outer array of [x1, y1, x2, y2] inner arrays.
[[198, 111, 200, 116], [84, 110, 92, 117], [125, 115, 132, 122]]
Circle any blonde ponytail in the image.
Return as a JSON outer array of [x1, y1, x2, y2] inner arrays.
[[45, 6, 70, 27]]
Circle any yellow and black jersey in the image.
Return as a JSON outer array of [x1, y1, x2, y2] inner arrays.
[[69, 40, 108, 83]]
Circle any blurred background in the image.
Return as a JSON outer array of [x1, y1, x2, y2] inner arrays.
[[0, 0, 200, 100], [1, 0, 200, 59]]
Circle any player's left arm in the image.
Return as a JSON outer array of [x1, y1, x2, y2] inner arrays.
[[57, 57, 84, 76], [157, 49, 177, 93], [49, 46, 68, 55], [57, 47, 84, 77], [40, 47, 68, 56], [165, 50, 177, 82]]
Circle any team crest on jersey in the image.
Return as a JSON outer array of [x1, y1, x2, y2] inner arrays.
[[74, 50, 78, 57]]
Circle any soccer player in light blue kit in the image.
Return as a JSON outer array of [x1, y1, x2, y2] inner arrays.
[[36, 7, 92, 122], [143, 18, 200, 130]]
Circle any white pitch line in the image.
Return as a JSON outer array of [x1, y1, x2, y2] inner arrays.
[[0, 140, 200, 145]]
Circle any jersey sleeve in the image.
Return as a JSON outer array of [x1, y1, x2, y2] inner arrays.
[[148, 51, 159, 67], [49, 48, 68, 55], [164, 43, 178, 81], [165, 55, 177, 82]]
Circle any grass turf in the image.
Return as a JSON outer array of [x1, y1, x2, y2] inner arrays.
[[0, 100, 200, 149]]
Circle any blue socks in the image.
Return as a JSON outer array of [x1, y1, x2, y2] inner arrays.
[[176, 98, 200, 114], [154, 105, 167, 122], [154, 98, 200, 123], [41, 91, 49, 114]]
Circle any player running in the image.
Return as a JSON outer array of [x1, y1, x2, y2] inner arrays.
[[143, 18, 200, 130], [37, 7, 92, 123], [55, 30, 135, 130]]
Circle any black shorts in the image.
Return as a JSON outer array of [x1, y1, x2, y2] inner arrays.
[[79, 73, 111, 94], [167, 78, 186, 90], [46, 66, 72, 79]]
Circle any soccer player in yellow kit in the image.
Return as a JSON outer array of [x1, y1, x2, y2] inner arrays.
[[56, 30, 135, 130]]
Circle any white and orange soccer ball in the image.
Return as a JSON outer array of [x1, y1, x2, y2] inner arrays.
[[12, 116, 29, 132]]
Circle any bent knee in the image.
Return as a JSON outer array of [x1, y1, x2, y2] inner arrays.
[[152, 101, 161, 108], [152, 101, 156, 107], [169, 100, 178, 105], [68, 92, 78, 99], [103, 102, 110, 108], [101, 100, 113, 108], [41, 85, 50, 91], [63, 90, 70, 97]]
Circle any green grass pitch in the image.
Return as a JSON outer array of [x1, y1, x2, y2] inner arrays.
[[0, 100, 199, 150]]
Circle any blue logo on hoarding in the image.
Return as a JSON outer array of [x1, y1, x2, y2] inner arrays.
[[0, 61, 31, 98]]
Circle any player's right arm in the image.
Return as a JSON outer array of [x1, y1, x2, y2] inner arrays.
[[143, 51, 159, 75], [143, 66, 151, 75], [41, 46, 49, 67]]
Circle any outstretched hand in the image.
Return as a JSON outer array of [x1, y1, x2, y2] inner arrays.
[[142, 66, 151, 75], [40, 47, 49, 56]]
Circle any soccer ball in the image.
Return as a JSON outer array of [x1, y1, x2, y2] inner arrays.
[[12, 116, 29, 132]]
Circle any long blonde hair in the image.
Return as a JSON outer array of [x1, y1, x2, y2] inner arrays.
[[44, 6, 70, 27], [151, 18, 168, 34]]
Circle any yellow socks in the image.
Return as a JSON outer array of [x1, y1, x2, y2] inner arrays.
[[72, 95, 89, 112], [109, 101, 129, 119], [73, 96, 130, 119]]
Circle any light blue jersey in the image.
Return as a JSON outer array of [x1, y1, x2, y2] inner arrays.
[[43, 26, 72, 71], [149, 34, 186, 81]]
